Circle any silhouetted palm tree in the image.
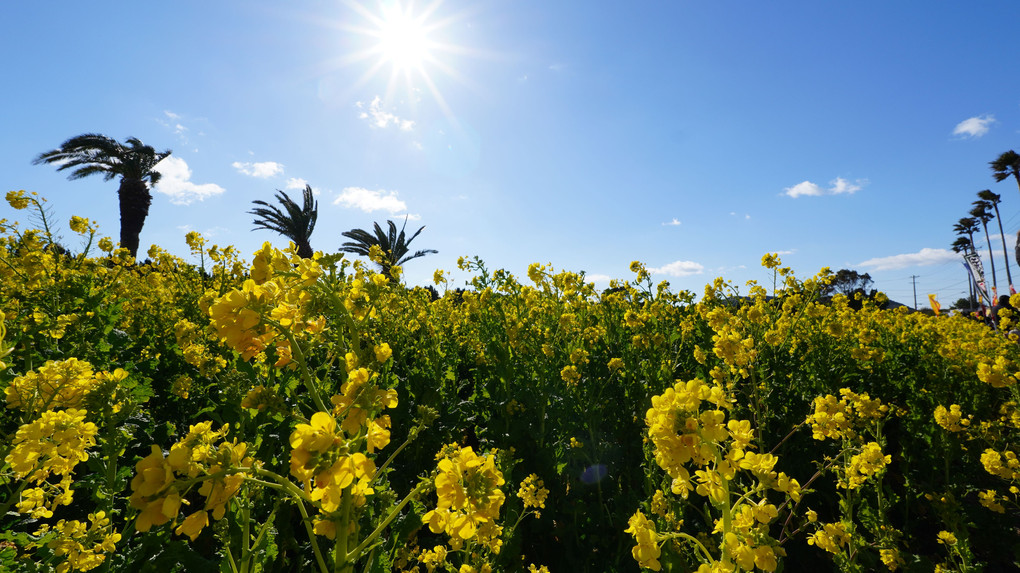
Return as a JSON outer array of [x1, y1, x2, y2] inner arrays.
[[971, 201, 999, 298], [977, 189, 1013, 292], [991, 150, 1020, 194], [34, 134, 171, 258], [249, 185, 318, 258], [340, 218, 437, 276], [953, 217, 980, 250], [952, 236, 977, 307]]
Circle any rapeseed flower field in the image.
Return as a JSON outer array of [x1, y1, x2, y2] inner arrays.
[[1, 191, 1018, 572]]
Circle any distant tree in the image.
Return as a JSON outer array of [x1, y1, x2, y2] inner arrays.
[[977, 189, 1013, 291], [249, 185, 318, 258], [970, 200, 999, 297], [34, 134, 171, 258], [990, 150, 1020, 194], [340, 218, 437, 276], [824, 269, 873, 297], [952, 296, 977, 310]]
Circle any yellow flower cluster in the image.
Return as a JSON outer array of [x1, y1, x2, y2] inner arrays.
[[623, 510, 662, 571], [644, 377, 732, 498], [807, 521, 851, 554], [840, 442, 891, 489], [6, 408, 97, 518], [934, 404, 971, 433], [424, 445, 506, 544], [516, 474, 549, 516], [5, 189, 31, 210], [980, 448, 1020, 481], [331, 356, 398, 450], [977, 356, 1018, 388], [4, 358, 98, 413], [208, 243, 325, 365], [805, 388, 888, 441], [640, 378, 794, 571], [289, 411, 378, 538], [35, 511, 121, 573], [129, 422, 252, 540]]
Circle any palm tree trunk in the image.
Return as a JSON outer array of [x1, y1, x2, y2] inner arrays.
[[992, 203, 1014, 292], [981, 220, 999, 300], [118, 178, 152, 259]]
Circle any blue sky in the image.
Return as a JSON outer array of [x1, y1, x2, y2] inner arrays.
[[3, 1, 1020, 307]]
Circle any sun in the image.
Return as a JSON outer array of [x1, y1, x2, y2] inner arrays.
[[342, 0, 456, 97], [376, 4, 433, 73]]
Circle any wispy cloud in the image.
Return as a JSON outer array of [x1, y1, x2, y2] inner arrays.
[[356, 96, 415, 130], [153, 157, 225, 205], [783, 177, 866, 198], [649, 260, 705, 277], [858, 248, 958, 271], [662, 218, 681, 226], [158, 110, 191, 145], [953, 115, 995, 138], [232, 161, 284, 178], [334, 187, 409, 214], [285, 177, 308, 190]]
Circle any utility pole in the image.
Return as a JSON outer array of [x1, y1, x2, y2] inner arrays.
[[911, 275, 919, 310]]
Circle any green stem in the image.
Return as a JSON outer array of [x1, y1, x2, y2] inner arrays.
[[347, 480, 427, 562]]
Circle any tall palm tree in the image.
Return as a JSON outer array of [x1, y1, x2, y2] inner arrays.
[[953, 217, 980, 250], [977, 189, 1013, 293], [34, 134, 171, 258], [970, 201, 999, 298], [340, 218, 437, 276], [952, 237, 977, 307], [991, 150, 1020, 194], [249, 185, 318, 258]]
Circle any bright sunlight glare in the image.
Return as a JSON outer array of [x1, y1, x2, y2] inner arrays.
[[377, 5, 432, 72]]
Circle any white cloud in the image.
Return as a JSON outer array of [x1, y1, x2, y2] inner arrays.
[[858, 248, 958, 271], [783, 177, 865, 198], [783, 181, 824, 198], [232, 161, 284, 178], [334, 187, 408, 214], [649, 260, 705, 277], [829, 177, 862, 194], [393, 213, 422, 221], [153, 157, 225, 205], [585, 273, 613, 283], [286, 177, 309, 190], [357, 96, 415, 130], [662, 218, 681, 226], [953, 115, 995, 138], [164, 110, 180, 120]]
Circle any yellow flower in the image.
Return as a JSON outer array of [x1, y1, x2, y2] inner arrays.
[[6, 189, 30, 210], [424, 446, 506, 541], [176, 510, 210, 541], [69, 215, 92, 234], [623, 511, 661, 571], [936, 531, 957, 546], [374, 342, 393, 363], [517, 474, 549, 511]]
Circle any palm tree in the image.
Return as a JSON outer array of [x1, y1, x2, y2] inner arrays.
[[977, 189, 1013, 292], [991, 150, 1020, 194], [249, 185, 318, 258], [953, 217, 980, 250], [34, 134, 171, 258], [970, 201, 999, 298], [340, 218, 437, 276], [952, 237, 977, 308]]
